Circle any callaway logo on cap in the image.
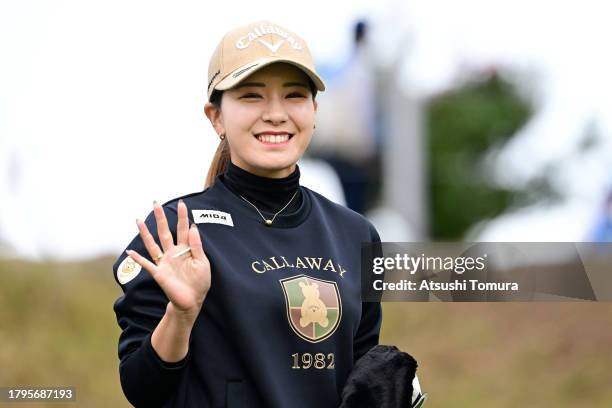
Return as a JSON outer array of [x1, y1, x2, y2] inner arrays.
[[207, 20, 326, 99]]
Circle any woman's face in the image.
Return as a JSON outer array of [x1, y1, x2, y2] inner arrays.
[[205, 63, 318, 178]]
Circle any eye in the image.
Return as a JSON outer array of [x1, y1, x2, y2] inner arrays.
[[240, 92, 262, 99], [287, 91, 307, 98]]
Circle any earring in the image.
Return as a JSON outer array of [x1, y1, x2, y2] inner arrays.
[[313, 124, 316, 129], [219, 133, 226, 140]]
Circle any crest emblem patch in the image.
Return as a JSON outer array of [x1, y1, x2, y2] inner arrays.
[[280, 275, 341, 343], [117, 255, 142, 284]]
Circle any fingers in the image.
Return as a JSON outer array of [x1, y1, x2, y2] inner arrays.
[[176, 199, 189, 247], [136, 218, 164, 264], [188, 224, 206, 261], [126, 249, 159, 280], [153, 201, 174, 252]]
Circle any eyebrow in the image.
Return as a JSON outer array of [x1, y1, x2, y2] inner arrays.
[[234, 81, 309, 89]]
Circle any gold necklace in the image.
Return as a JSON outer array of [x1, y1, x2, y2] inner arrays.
[[239, 189, 299, 226]]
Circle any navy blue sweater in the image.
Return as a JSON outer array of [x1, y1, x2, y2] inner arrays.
[[112, 173, 383, 408]]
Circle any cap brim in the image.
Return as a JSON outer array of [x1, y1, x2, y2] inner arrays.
[[214, 56, 326, 94]]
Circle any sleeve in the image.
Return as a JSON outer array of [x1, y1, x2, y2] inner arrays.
[[112, 204, 191, 408], [353, 221, 383, 363]]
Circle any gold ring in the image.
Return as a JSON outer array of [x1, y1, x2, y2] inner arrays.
[[154, 253, 163, 262]]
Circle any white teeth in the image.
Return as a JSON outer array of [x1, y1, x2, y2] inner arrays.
[[257, 134, 290, 143]]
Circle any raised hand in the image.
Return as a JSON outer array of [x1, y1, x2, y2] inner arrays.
[[127, 199, 211, 319]]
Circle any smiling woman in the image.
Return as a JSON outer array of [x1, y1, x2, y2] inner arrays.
[[111, 20, 394, 408], [204, 63, 318, 179]]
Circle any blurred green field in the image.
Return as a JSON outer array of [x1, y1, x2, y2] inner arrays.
[[1, 258, 611, 407]]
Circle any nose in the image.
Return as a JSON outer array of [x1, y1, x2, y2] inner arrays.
[[261, 95, 288, 125]]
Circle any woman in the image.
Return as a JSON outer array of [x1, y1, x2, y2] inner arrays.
[[113, 20, 382, 408]]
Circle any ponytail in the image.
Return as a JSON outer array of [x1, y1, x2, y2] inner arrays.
[[204, 90, 229, 188], [205, 137, 230, 188]]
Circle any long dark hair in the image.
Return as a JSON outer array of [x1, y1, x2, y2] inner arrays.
[[204, 77, 318, 188]]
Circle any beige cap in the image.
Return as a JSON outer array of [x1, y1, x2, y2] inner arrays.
[[207, 20, 326, 100]]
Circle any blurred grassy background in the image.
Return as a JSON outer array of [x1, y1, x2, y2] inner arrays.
[[1, 258, 611, 407]]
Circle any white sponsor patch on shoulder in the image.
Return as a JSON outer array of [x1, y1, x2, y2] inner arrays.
[[117, 255, 142, 284], [192, 209, 234, 227]]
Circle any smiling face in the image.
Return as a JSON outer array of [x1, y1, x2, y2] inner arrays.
[[204, 63, 318, 178]]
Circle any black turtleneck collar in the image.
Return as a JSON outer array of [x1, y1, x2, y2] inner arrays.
[[219, 161, 302, 214]]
